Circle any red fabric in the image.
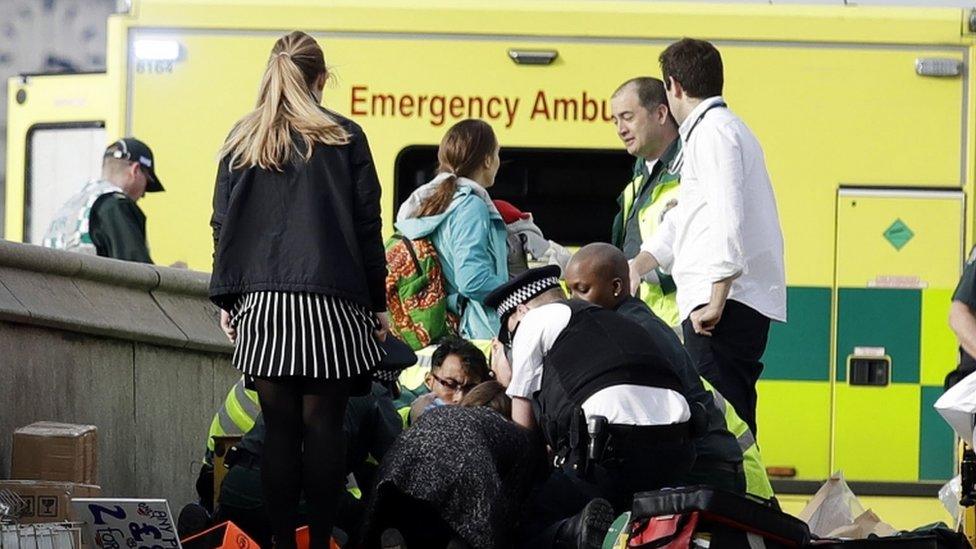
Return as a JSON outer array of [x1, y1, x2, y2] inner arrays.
[[295, 526, 340, 549], [493, 199, 530, 224], [628, 512, 700, 548]]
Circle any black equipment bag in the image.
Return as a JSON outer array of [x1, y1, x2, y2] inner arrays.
[[630, 485, 811, 548]]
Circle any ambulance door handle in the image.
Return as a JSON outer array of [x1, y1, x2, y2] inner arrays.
[[508, 49, 558, 65], [915, 58, 962, 77]]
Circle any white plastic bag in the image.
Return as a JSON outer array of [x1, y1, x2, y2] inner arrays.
[[934, 370, 976, 445], [798, 471, 865, 537], [939, 475, 963, 529]]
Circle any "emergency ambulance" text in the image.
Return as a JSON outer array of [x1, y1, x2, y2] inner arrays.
[[350, 86, 613, 129]]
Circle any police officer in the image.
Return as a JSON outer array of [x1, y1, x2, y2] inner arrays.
[[609, 77, 682, 328], [565, 243, 772, 500], [486, 266, 712, 548]]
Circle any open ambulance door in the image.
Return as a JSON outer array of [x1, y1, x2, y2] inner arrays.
[[5, 72, 112, 243]]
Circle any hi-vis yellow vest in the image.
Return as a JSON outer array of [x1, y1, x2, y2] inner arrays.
[[705, 379, 775, 500], [620, 170, 682, 327], [206, 377, 260, 460]]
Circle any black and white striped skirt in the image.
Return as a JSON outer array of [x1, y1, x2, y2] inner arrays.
[[230, 291, 385, 380]]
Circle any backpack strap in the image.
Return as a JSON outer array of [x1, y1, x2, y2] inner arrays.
[[396, 234, 423, 275]]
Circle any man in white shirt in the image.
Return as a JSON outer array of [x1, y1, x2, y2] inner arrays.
[[629, 38, 786, 436]]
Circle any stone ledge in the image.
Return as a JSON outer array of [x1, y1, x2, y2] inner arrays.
[[0, 241, 231, 354]]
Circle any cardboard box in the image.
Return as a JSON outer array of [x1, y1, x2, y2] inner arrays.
[[0, 480, 101, 524], [11, 422, 97, 484]]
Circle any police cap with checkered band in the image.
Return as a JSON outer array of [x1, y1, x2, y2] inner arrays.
[[485, 265, 562, 344]]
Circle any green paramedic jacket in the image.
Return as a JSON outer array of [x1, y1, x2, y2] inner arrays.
[[42, 179, 153, 263], [611, 140, 682, 326]]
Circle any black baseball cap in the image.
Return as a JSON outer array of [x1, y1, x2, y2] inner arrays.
[[105, 138, 164, 192]]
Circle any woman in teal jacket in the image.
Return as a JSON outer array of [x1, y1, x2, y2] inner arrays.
[[395, 119, 508, 340]]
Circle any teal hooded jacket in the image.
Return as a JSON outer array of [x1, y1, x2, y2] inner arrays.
[[396, 175, 509, 340]]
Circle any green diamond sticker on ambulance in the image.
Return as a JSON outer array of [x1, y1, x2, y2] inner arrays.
[[883, 218, 914, 251]]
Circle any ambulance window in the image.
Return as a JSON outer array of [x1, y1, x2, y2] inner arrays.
[[394, 147, 633, 245], [24, 123, 106, 244]]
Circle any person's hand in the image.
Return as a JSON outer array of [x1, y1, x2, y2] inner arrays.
[[220, 309, 236, 344], [628, 261, 643, 296], [490, 338, 513, 387], [375, 312, 391, 342], [690, 303, 724, 337]]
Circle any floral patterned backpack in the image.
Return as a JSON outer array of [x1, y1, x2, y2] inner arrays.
[[384, 235, 459, 350]]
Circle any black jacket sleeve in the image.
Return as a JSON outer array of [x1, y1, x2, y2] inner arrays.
[[89, 194, 153, 264], [349, 127, 388, 312], [211, 156, 232, 262]]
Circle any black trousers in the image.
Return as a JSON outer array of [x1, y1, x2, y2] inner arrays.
[[683, 300, 771, 436], [519, 438, 696, 548]]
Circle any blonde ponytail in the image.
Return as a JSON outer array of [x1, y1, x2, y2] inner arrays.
[[220, 31, 348, 171]]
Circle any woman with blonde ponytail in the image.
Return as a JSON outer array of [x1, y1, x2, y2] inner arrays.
[[209, 31, 389, 549], [396, 119, 509, 340]]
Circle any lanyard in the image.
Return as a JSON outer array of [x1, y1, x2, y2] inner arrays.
[[671, 101, 727, 175], [684, 100, 727, 142]]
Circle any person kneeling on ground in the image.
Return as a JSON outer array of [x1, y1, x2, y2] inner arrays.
[[565, 243, 773, 501], [484, 266, 731, 548], [408, 337, 493, 424], [183, 381, 403, 546], [361, 381, 545, 549]]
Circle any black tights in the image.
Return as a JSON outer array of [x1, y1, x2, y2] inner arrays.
[[254, 377, 352, 549]]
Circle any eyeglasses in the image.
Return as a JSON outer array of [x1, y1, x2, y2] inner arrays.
[[430, 372, 478, 393]]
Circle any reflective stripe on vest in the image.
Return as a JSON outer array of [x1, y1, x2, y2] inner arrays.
[[207, 377, 260, 452], [42, 180, 126, 255], [622, 172, 682, 326], [706, 381, 774, 500]]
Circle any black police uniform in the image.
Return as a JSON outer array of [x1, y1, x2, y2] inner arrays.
[[536, 299, 699, 499], [518, 299, 701, 548], [615, 296, 745, 492]]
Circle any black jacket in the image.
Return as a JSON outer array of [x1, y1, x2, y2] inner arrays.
[[614, 296, 743, 466], [90, 193, 153, 264], [209, 114, 386, 312]]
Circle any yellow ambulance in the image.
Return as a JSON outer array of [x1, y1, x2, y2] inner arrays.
[[6, 0, 974, 523]]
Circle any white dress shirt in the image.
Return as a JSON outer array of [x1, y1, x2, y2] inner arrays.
[[505, 302, 691, 425], [643, 96, 786, 323]]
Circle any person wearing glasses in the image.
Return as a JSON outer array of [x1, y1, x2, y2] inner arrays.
[[43, 137, 164, 263], [408, 337, 493, 424]]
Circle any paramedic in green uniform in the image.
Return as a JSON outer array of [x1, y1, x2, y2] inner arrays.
[[42, 138, 163, 263], [609, 77, 683, 328], [948, 247, 976, 387]]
